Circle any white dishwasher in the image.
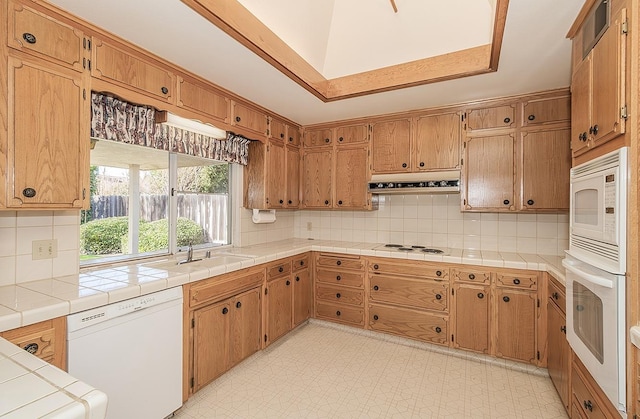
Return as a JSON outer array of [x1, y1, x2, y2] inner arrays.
[[67, 287, 183, 419]]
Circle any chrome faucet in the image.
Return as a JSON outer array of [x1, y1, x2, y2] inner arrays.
[[178, 243, 201, 264]]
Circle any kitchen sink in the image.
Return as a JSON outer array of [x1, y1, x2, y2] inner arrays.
[[142, 254, 253, 271]]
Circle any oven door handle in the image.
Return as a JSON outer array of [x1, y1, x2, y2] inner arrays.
[[562, 259, 613, 289]]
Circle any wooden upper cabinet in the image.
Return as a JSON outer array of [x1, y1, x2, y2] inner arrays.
[[304, 127, 333, 147], [269, 117, 287, 142], [266, 141, 286, 208], [231, 101, 268, 139], [370, 118, 411, 173], [571, 56, 592, 157], [285, 145, 300, 207], [92, 37, 175, 103], [8, 0, 85, 72], [6, 56, 88, 208], [462, 133, 515, 211], [287, 125, 301, 146], [302, 148, 332, 208], [520, 129, 571, 211], [335, 124, 368, 146], [522, 95, 571, 127], [334, 146, 369, 209], [414, 112, 461, 171], [466, 105, 516, 131], [176, 76, 229, 124]]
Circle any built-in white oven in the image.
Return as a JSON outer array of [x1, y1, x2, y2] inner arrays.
[[569, 147, 627, 274], [563, 255, 626, 414]]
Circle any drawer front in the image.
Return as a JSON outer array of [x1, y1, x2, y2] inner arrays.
[[522, 96, 571, 126], [267, 261, 291, 280], [6, 328, 56, 361], [369, 275, 448, 312], [316, 269, 364, 288], [316, 284, 364, 306], [451, 267, 491, 284], [466, 105, 516, 131], [190, 269, 265, 307], [369, 304, 448, 345], [317, 255, 364, 271], [316, 302, 364, 326], [548, 276, 566, 314], [572, 367, 607, 419], [177, 76, 229, 123], [369, 259, 448, 280], [496, 272, 538, 290], [292, 254, 309, 272]]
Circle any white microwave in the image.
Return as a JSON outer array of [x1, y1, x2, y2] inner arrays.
[[569, 147, 627, 275]]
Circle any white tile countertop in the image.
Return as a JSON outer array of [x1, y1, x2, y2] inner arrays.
[[0, 238, 566, 332], [0, 338, 107, 418]]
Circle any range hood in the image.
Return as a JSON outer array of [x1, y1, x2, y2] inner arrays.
[[368, 171, 461, 194]]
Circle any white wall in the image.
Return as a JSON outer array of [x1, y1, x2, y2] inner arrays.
[[293, 194, 569, 256]]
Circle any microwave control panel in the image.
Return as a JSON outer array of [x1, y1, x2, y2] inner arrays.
[[604, 171, 617, 243]]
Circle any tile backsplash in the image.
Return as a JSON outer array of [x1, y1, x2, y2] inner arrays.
[[0, 211, 80, 286], [293, 194, 569, 256]]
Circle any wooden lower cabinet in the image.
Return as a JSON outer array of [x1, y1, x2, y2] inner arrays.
[[369, 303, 448, 345], [547, 274, 570, 413], [314, 253, 365, 327], [494, 287, 537, 363], [452, 282, 490, 353], [265, 272, 293, 345], [0, 317, 67, 371], [292, 263, 312, 327], [572, 357, 621, 419]]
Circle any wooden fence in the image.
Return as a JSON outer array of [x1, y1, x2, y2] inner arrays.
[[91, 194, 228, 243]]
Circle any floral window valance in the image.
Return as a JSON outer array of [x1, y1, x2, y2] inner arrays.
[[90, 93, 250, 165]]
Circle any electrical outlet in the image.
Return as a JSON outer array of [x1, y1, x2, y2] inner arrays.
[[306, 222, 313, 231], [32, 239, 57, 260]]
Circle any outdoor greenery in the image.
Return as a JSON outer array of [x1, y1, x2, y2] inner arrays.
[[80, 216, 205, 255]]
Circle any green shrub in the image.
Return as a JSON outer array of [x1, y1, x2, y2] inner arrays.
[[80, 216, 128, 255], [125, 217, 205, 253]]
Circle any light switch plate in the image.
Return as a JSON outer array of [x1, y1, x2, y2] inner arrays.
[[32, 239, 58, 260]]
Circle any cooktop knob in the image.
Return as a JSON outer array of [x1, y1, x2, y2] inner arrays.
[[377, 183, 384, 188], [419, 182, 425, 187], [440, 180, 448, 187], [387, 183, 394, 188], [428, 181, 437, 187]]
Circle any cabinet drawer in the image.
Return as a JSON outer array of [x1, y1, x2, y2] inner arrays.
[[316, 269, 364, 288], [232, 102, 268, 137], [466, 105, 516, 131], [548, 275, 566, 314], [0, 317, 66, 370], [369, 259, 447, 280], [267, 261, 291, 280], [572, 366, 608, 419], [335, 124, 368, 145], [292, 254, 309, 272], [316, 302, 364, 326], [369, 304, 448, 345], [451, 267, 491, 284], [316, 284, 364, 306], [317, 255, 364, 270], [176, 76, 229, 123], [304, 128, 333, 147], [5, 328, 56, 361], [370, 275, 448, 312], [8, 1, 84, 72], [522, 96, 571, 126], [496, 272, 538, 290], [189, 268, 265, 308]]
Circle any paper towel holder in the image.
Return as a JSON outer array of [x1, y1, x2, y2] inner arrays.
[[252, 209, 276, 224]]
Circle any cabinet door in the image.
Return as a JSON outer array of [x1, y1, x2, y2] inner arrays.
[[452, 284, 489, 353], [269, 117, 287, 141], [285, 145, 300, 207], [414, 113, 461, 170], [335, 124, 368, 145], [369, 304, 448, 345], [92, 37, 174, 102], [370, 119, 411, 173], [266, 276, 293, 344], [266, 140, 286, 208], [287, 126, 301, 146], [7, 56, 88, 208], [334, 146, 369, 209], [591, 9, 626, 147], [466, 105, 516, 131], [547, 299, 570, 411], [462, 134, 515, 211], [8, 0, 85, 72], [293, 269, 312, 326], [230, 288, 261, 367], [304, 128, 333, 147], [522, 96, 571, 127], [177, 76, 229, 123], [520, 129, 571, 211], [232, 102, 268, 137], [495, 288, 536, 363], [193, 301, 230, 392], [302, 148, 332, 208], [571, 56, 592, 156]]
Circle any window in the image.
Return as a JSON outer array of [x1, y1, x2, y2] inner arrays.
[[80, 140, 231, 265]]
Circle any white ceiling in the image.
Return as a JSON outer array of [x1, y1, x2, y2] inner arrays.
[[48, 0, 584, 126]]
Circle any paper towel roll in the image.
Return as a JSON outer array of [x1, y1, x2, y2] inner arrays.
[[252, 209, 276, 224]]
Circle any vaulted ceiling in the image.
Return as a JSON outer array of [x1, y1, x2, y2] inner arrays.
[[48, 0, 583, 125]]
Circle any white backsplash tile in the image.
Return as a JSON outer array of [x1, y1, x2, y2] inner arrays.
[[16, 211, 54, 228]]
